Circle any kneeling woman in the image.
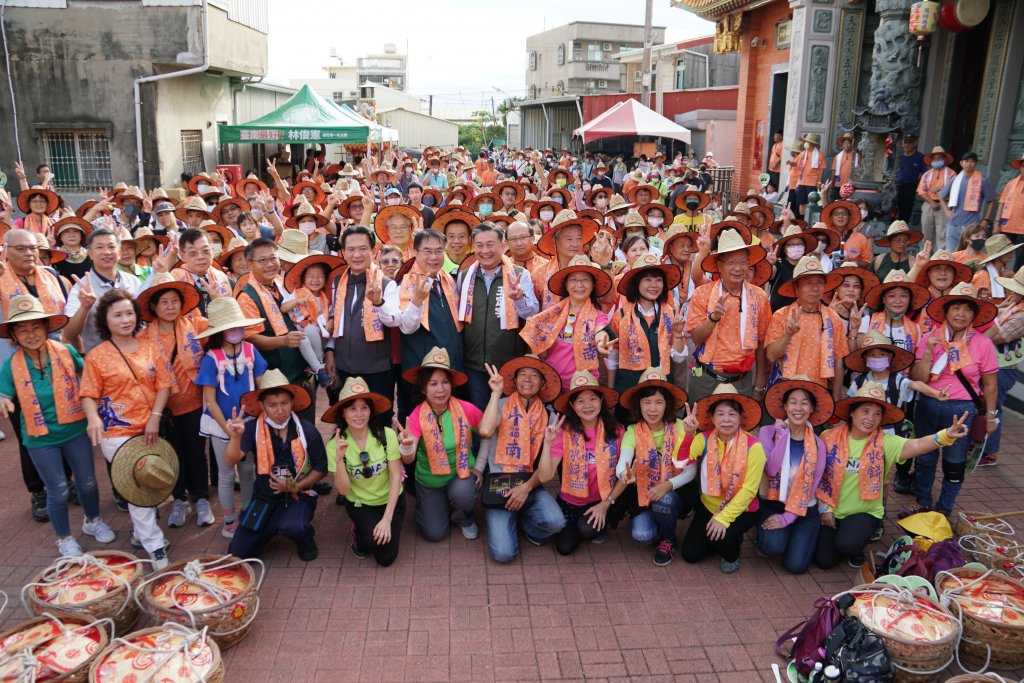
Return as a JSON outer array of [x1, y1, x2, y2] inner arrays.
[[477, 355, 566, 563], [678, 384, 764, 573], [813, 382, 969, 569], [755, 376, 832, 574], [325, 377, 404, 566], [617, 368, 696, 566], [399, 347, 483, 542], [538, 371, 625, 555]]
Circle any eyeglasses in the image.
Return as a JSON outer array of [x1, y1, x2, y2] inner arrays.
[[250, 255, 279, 267], [358, 451, 372, 478], [380, 258, 402, 266]]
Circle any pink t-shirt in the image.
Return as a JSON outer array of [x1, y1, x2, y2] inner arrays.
[[543, 310, 609, 391], [549, 425, 623, 506], [915, 330, 998, 401]]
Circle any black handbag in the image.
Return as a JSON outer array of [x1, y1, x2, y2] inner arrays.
[[239, 498, 277, 534], [825, 616, 894, 682], [481, 472, 531, 509]]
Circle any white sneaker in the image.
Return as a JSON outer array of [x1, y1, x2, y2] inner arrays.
[[0, 429, 6, 441], [167, 499, 189, 528], [57, 536, 82, 557], [195, 499, 215, 527], [149, 547, 169, 571], [82, 517, 116, 543], [459, 521, 480, 540]]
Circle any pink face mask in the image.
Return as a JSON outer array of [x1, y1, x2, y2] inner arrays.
[[224, 328, 246, 344]]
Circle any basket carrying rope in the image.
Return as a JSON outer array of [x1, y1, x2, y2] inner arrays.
[[0, 612, 113, 683], [103, 622, 215, 683], [21, 553, 146, 621], [934, 567, 1024, 673]]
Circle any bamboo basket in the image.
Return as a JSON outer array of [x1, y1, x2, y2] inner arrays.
[[936, 567, 1024, 670], [87, 624, 223, 683], [0, 614, 111, 683], [954, 511, 1019, 543], [958, 534, 1024, 573]]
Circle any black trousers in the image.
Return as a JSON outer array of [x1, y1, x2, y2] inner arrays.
[[554, 492, 630, 556], [681, 503, 758, 563], [813, 512, 881, 569], [168, 409, 210, 502], [896, 184, 917, 223], [345, 495, 405, 566], [229, 494, 317, 559]]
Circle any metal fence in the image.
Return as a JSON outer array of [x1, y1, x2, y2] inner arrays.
[[710, 166, 734, 212], [41, 130, 112, 193], [180, 130, 204, 175]]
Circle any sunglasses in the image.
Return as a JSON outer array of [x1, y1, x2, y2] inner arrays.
[[563, 312, 577, 338], [358, 451, 372, 478]]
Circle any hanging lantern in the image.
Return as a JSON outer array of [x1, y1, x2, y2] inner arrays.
[[909, 1, 940, 66]]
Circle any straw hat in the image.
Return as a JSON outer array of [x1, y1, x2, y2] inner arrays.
[[663, 224, 698, 254], [833, 261, 881, 296], [284, 252, 346, 293], [401, 347, 469, 386], [626, 184, 660, 204], [240, 368, 312, 416], [110, 435, 179, 508], [628, 169, 645, 183], [844, 330, 915, 375], [373, 204, 421, 245], [284, 200, 329, 230], [741, 190, 768, 207], [553, 370, 619, 414], [820, 200, 862, 231], [545, 187, 572, 208], [536, 209, 599, 257], [35, 234, 66, 264], [110, 182, 128, 197], [113, 186, 145, 208], [277, 229, 311, 264], [174, 195, 210, 222], [198, 220, 234, 247], [764, 375, 834, 426], [499, 354, 561, 404], [835, 132, 855, 148], [700, 228, 766, 274], [924, 146, 954, 167], [136, 273, 201, 322], [337, 163, 358, 177], [774, 224, 817, 252], [235, 176, 269, 196], [636, 201, 670, 224], [749, 205, 775, 230], [547, 167, 571, 186], [746, 258, 773, 287], [833, 381, 904, 425], [584, 186, 613, 207], [925, 282, 997, 327], [195, 296, 264, 339], [877, 220, 923, 248], [800, 133, 822, 147], [320, 376, 392, 424], [618, 211, 649, 238], [607, 194, 634, 214], [17, 186, 59, 215], [980, 233, 1024, 264], [769, 217, 807, 234], [186, 172, 216, 195], [547, 254, 613, 298], [776, 255, 844, 298], [53, 216, 93, 241], [0, 295, 68, 339], [211, 196, 251, 224], [493, 181, 526, 205], [617, 252, 682, 295], [433, 209, 480, 235], [995, 265, 1024, 297], [618, 367, 688, 414], [338, 195, 368, 220], [914, 249, 973, 287], [708, 220, 753, 248], [216, 236, 249, 268], [469, 192, 501, 213], [371, 168, 396, 184], [694, 383, 762, 432], [803, 222, 842, 253], [122, 226, 169, 251], [788, 142, 804, 154], [864, 270, 930, 311], [291, 181, 327, 207], [488, 211, 514, 227]]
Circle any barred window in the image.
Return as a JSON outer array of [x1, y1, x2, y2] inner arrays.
[[40, 130, 112, 193], [180, 130, 204, 175]]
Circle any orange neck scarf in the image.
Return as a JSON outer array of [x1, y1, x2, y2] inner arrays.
[[929, 324, 974, 381], [0, 266, 65, 315], [764, 426, 819, 516], [420, 399, 471, 478], [23, 213, 53, 238], [494, 393, 546, 472], [458, 255, 520, 329], [699, 281, 761, 362], [398, 261, 461, 333], [618, 303, 671, 373], [1000, 176, 1022, 222], [704, 430, 754, 505], [561, 423, 618, 501], [11, 341, 83, 437], [868, 311, 921, 354], [333, 264, 385, 341], [248, 278, 290, 336], [519, 298, 600, 372], [817, 424, 885, 508], [633, 420, 679, 507], [254, 413, 307, 479]]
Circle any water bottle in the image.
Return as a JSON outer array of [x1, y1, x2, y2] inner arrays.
[[823, 664, 841, 682]]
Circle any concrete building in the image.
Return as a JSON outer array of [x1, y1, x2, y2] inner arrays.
[[291, 62, 360, 105], [376, 108, 458, 151], [357, 44, 408, 91], [0, 0, 269, 196]]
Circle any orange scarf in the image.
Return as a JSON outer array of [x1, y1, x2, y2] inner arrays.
[[778, 303, 839, 380], [519, 298, 600, 372], [704, 431, 754, 505], [458, 255, 519, 329], [11, 341, 83, 437], [493, 393, 546, 472], [868, 312, 921, 355], [247, 278, 290, 336], [699, 281, 761, 362], [398, 261, 461, 333], [1000, 176, 1022, 223], [0, 267, 65, 315], [254, 414, 307, 479], [533, 258, 563, 311], [23, 213, 53, 238], [561, 423, 618, 501], [333, 265, 385, 341], [817, 424, 884, 508], [764, 426, 819, 516], [420, 399, 471, 478], [291, 286, 329, 328], [929, 324, 974, 381], [633, 421, 679, 507], [617, 303, 671, 373]]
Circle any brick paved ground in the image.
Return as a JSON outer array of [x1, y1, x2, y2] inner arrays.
[[2, 405, 1024, 682]]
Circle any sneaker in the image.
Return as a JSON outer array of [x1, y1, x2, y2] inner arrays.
[[335, 493, 346, 506], [893, 469, 914, 494], [653, 540, 675, 567], [56, 536, 82, 557], [350, 523, 368, 559], [525, 535, 546, 547], [869, 521, 884, 543], [459, 521, 480, 540], [167, 499, 189, 528], [312, 480, 333, 495], [149, 547, 169, 571], [221, 518, 238, 539], [592, 530, 608, 545], [720, 558, 741, 574], [82, 517, 116, 544], [979, 454, 998, 467], [848, 554, 865, 569], [316, 368, 332, 388], [67, 480, 80, 506], [195, 499, 215, 527], [31, 491, 49, 523], [131, 532, 171, 553], [297, 538, 319, 561], [113, 491, 129, 513], [0, 429, 5, 440]]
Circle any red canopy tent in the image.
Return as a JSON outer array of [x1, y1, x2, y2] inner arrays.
[[573, 98, 692, 145]]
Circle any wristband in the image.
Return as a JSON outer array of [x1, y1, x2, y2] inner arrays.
[[936, 429, 957, 447], [150, 411, 163, 417]]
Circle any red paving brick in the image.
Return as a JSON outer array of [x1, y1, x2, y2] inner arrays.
[[4, 407, 1024, 681]]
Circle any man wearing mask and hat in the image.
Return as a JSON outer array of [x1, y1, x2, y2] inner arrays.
[[995, 153, 1024, 270], [940, 151, 996, 253], [397, 161, 418, 197], [896, 134, 928, 222], [793, 133, 825, 217], [591, 160, 613, 190], [423, 158, 449, 190], [917, 146, 956, 249]]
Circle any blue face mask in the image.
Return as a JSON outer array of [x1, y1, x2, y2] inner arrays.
[[122, 203, 140, 218], [478, 203, 494, 217], [931, 160, 945, 169]]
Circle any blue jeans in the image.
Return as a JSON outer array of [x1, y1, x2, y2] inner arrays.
[[985, 368, 1016, 455], [464, 369, 492, 413], [630, 490, 683, 546], [755, 500, 820, 574], [485, 488, 565, 563], [913, 396, 975, 514], [27, 431, 101, 538]]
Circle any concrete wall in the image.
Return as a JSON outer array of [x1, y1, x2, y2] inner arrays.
[[152, 75, 234, 188], [376, 109, 458, 151]]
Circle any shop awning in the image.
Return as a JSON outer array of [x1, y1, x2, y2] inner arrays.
[[573, 98, 691, 145], [218, 85, 370, 144]]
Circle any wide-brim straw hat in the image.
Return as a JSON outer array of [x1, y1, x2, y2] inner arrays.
[[833, 261, 881, 295], [493, 181, 526, 205], [701, 228, 766, 274], [53, 216, 93, 241], [499, 354, 561, 404], [708, 220, 753, 249], [235, 176, 269, 196], [36, 235, 66, 264], [547, 168, 571, 186], [553, 370, 619, 414], [199, 221, 235, 247], [401, 347, 469, 386], [548, 254, 613, 298], [619, 367, 688, 414], [371, 168, 396, 184], [820, 200, 862, 231], [694, 383, 762, 432], [926, 282, 997, 327], [769, 217, 807, 234], [284, 253, 346, 293], [914, 250, 973, 287], [321, 376, 392, 424], [122, 226, 169, 251], [664, 225, 698, 253], [800, 133, 822, 147], [186, 172, 216, 195], [764, 375, 834, 426], [627, 184, 660, 204], [777, 255, 844, 298], [112, 186, 145, 208], [864, 270, 930, 311], [749, 205, 775, 230], [584, 187, 613, 207], [195, 296, 264, 339], [607, 194, 634, 214], [216, 236, 249, 268], [924, 146, 954, 167], [0, 295, 69, 339], [844, 330, 915, 374], [741, 192, 768, 207], [804, 224, 842, 253], [17, 187, 59, 215], [110, 435, 179, 508], [617, 253, 682, 295], [373, 205, 420, 245], [536, 210, 599, 257], [980, 233, 1024, 265], [876, 220, 923, 248], [835, 132, 856, 148], [421, 187, 443, 206], [291, 181, 327, 206], [469, 192, 501, 213], [284, 202, 329, 230], [277, 228, 312, 264], [433, 209, 480, 235], [833, 381, 904, 425], [996, 265, 1024, 297], [241, 368, 312, 416], [338, 195, 367, 220], [636, 202, 670, 226], [136, 274, 201, 322], [546, 187, 573, 208], [174, 195, 210, 222], [774, 225, 817, 252]]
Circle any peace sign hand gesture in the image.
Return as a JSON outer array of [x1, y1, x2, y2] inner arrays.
[[681, 403, 699, 434], [946, 410, 970, 439], [849, 302, 868, 331], [621, 463, 636, 486], [152, 243, 178, 275], [393, 417, 417, 452], [914, 240, 933, 268], [72, 275, 96, 310], [484, 363, 505, 395], [784, 306, 801, 337], [226, 408, 246, 438], [544, 414, 566, 445]]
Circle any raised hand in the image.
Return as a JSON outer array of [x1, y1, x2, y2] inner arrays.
[[13, 160, 25, 180], [334, 427, 349, 460], [142, 192, 154, 214], [505, 274, 524, 302], [266, 158, 280, 178], [590, 232, 613, 266], [621, 463, 636, 486], [595, 330, 615, 356], [72, 275, 97, 309], [152, 243, 178, 274], [927, 332, 942, 353], [485, 363, 505, 394], [784, 306, 801, 337], [947, 410, 970, 439], [914, 240, 932, 268], [365, 276, 383, 306], [849, 302, 867, 331], [681, 403, 699, 434], [0, 397, 13, 419], [544, 414, 566, 445], [226, 408, 245, 438], [411, 276, 433, 307], [711, 295, 727, 322], [394, 417, 417, 452]]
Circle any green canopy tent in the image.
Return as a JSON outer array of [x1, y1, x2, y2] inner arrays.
[[218, 85, 370, 144], [329, 102, 399, 143]]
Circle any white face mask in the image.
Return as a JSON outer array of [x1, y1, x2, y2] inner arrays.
[[747, 200, 758, 208], [265, 415, 290, 430], [539, 209, 554, 221], [386, 197, 401, 206], [785, 243, 806, 260], [197, 183, 212, 194], [211, 243, 223, 257], [649, 216, 664, 227], [860, 209, 869, 219], [298, 220, 316, 235]]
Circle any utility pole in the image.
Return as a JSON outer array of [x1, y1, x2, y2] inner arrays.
[[640, 0, 654, 110], [428, 94, 433, 116]]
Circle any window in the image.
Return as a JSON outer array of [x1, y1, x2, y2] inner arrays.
[[587, 43, 603, 61], [675, 61, 686, 90], [180, 130, 204, 175], [528, 51, 537, 70], [329, 72, 336, 80], [40, 130, 111, 193], [556, 44, 565, 65], [332, 92, 345, 103]]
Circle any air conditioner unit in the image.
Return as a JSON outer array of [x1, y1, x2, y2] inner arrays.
[[602, 43, 612, 51], [598, 80, 607, 88], [588, 80, 597, 88], [634, 71, 643, 81]]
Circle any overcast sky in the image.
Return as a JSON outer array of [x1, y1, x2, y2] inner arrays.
[[265, 1, 713, 118]]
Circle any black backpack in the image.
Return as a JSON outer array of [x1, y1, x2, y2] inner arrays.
[[824, 614, 894, 682]]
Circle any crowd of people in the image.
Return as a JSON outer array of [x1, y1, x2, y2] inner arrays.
[[0, 138, 1020, 576]]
